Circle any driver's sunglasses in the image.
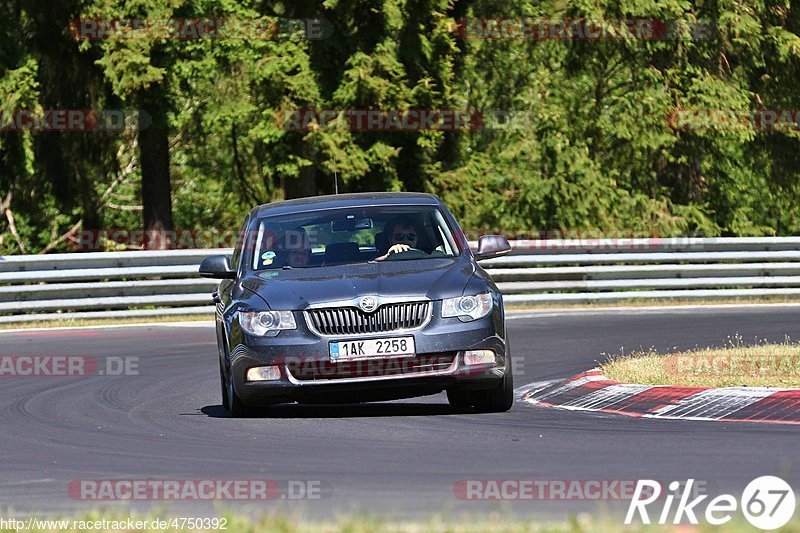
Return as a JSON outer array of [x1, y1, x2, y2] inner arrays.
[[393, 232, 417, 241]]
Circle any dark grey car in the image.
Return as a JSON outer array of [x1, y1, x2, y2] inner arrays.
[[200, 192, 513, 416]]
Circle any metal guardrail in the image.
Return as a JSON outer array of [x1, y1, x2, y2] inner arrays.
[[0, 250, 225, 323], [2, 238, 800, 322]]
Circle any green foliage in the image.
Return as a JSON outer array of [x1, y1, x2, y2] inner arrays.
[[2, 0, 800, 253]]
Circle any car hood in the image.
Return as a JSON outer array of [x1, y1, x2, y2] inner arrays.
[[241, 257, 475, 310]]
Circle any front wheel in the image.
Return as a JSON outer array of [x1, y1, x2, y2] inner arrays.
[[221, 361, 253, 417], [471, 363, 514, 413], [219, 360, 230, 410], [226, 375, 254, 417], [446, 389, 472, 409]]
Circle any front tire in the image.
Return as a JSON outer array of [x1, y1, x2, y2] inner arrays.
[[447, 389, 472, 409], [221, 356, 253, 417], [219, 360, 230, 411], [446, 389, 472, 409], [471, 362, 514, 413], [226, 373, 253, 417]]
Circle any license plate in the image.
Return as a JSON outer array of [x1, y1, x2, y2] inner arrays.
[[330, 336, 415, 361]]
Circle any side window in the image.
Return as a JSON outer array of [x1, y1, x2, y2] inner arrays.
[[231, 215, 250, 271]]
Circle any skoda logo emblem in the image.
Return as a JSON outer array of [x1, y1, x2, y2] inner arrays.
[[359, 296, 378, 313]]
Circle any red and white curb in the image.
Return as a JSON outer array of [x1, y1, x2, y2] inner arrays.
[[521, 369, 800, 424]]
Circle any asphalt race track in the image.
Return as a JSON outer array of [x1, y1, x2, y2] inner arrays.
[[1, 305, 799, 520]]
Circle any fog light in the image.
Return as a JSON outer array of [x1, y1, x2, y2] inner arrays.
[[463, 349, 496, 365], [246, 366, 281, 382]]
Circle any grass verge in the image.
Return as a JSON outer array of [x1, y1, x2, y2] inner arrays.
[[0, 314, 213, 331], [4, 511, 800, 533], [601, 336, 800, 387], [505, 294, 800, 310]]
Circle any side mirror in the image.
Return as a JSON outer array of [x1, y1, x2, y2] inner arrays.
[[199, 255, 236, 279], [474, 235, 511, 261]]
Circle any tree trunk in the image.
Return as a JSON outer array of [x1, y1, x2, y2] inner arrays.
[[138, 98, 174, 250], [284, 141, 318, 199]]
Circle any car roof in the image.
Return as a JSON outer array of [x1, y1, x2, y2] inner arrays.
[[252, 192, 441, 218]]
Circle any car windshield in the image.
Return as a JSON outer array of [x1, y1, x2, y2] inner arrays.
[[250, 205, 461, 270]]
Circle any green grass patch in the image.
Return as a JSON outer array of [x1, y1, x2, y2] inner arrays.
[[505, 294, 800, 311], [601, 335, 800, 388], [0, 314, 213, 331], [3, 511, 799, 533]]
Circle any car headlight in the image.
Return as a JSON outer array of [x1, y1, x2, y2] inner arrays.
[[238, 311, 296, 336], [441, 293, 493, 322]]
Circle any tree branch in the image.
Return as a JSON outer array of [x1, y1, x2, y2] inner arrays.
[[39, 219, 83, 254], [231, 123, 261, 205], [1, 191, 27, 254], [106, 202, 143, 211], [100, 141, 139, 204], [38, 141, 140, 254]]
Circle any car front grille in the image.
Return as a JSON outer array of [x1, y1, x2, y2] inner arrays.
[[306, 301, 431, 336], [287, 353, 457, 381]]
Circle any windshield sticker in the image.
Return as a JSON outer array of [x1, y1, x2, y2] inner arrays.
[[261, 251, 276, 266]]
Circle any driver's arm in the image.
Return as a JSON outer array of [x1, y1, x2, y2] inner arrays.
[[374, 244, 412, 261]]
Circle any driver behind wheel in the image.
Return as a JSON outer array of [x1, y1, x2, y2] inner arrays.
[[271, 227, 311, 268], [375, 216, 419, 261]]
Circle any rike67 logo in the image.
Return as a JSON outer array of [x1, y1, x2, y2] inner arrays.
[[626, 476, 795, 530]]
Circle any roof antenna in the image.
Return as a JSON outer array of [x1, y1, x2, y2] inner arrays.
[[333, 150, 339, 195]]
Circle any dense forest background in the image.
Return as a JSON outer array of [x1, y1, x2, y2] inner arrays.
[[2, 0, 800, 253]]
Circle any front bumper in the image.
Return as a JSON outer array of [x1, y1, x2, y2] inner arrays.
[[228, 307, 508, 405]]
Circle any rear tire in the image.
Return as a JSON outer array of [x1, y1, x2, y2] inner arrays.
[[471, 363, 514, 413]]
